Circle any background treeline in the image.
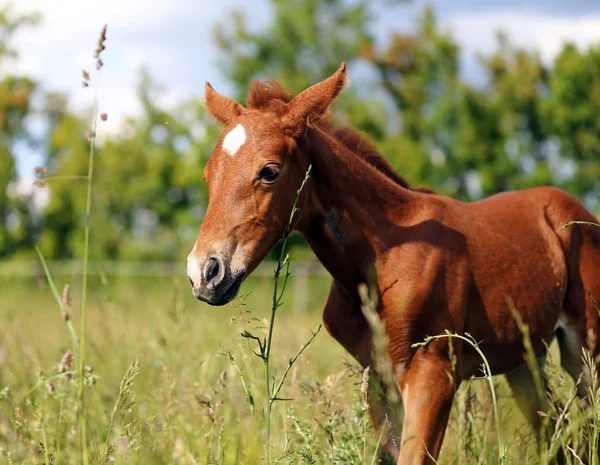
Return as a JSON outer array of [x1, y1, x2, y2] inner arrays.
[[2, 1, 600, 262]]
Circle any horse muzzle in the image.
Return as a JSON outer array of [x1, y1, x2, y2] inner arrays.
[[187, 254, 246, 306]]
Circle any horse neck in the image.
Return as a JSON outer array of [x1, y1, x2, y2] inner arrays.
[[294, 129, 416, 297]]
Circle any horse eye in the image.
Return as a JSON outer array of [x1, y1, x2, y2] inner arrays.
[[258, 163, 281, 183]]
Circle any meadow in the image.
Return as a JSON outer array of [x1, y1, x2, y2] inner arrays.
[[1, 266, 598, 465]]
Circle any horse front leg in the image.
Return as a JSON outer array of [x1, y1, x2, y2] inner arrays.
[[322, 281, 403, 461], [396, 350, 457, 465], [365, 371, 404, 460]]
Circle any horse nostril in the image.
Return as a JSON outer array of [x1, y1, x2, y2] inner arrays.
[[204, 257, 221, 284]]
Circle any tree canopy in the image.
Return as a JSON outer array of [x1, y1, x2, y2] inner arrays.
[[2, 2, 600, 261]]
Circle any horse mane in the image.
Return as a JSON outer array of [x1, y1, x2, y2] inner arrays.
[[330, 125, 435, 194], [246, 79, 434, 194]]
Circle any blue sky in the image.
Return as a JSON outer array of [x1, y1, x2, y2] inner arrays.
[[7, 0, 600, 181]]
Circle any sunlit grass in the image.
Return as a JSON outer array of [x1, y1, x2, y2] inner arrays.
[[2, 274, 597, 464]]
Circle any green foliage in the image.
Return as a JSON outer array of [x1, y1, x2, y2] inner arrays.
[[213, 0, 375, 99], [0, 5, 38, 258], [38, 71, 219, 261], [543, 44, 600, 200], [2, 1, 600, 261]]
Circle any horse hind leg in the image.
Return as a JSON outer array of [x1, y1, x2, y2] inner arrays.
[[553, 227, 600, 461], [558, 219, 600, 397], [555, 320, 589, 398], [322, 282, 403, 462], [556, 293, 600, 400], [554, 300, 599, 460]]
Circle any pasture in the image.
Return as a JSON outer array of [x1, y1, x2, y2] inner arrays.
[[0, 266, 597, 464]]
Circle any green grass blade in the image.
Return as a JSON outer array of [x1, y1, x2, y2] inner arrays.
[[34, 245, 79, 353]]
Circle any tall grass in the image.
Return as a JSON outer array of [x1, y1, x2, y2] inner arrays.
[[28, 24, 116, 464], [76, 25, 107, 465], [7, 275, 599, 464], [263, 165, 315, 461], [232, 165, 323, 464]]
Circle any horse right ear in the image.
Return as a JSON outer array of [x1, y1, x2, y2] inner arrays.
[[205, 82, 244, 125], [282, 62, 348, 137]]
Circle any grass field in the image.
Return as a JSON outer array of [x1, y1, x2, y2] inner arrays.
[[2, 269, 598, 465]]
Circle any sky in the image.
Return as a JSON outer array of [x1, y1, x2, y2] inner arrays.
[[7, 0, 600, 180]]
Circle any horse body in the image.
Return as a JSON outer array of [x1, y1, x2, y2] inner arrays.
[[188, 63, 600, 464], [297, 128, 600, 462]]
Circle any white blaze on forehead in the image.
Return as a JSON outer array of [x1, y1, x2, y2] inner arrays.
[[222, 123, 246, 156]]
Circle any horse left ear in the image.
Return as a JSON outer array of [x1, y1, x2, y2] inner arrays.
[[205, 82, 244, 125], [282, 62, 348, 137]]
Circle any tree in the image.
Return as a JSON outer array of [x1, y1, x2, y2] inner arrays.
[[6, 1, 600, 261], [39, 69, 220, 261], [0, 5, 39, 258], [213, 0, 412, 136], [542, 43, 600, 208]]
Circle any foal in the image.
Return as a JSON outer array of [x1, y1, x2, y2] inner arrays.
[[187, 63, 600, 464]]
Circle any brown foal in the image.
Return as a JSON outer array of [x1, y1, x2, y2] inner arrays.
[[186, 63, 600, 464]]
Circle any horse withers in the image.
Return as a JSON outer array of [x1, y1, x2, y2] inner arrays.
[[186, 63, 600, 464]]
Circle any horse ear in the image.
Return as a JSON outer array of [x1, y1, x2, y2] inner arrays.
[[205, 82, 244, 125], [282, 62, 348, 137]]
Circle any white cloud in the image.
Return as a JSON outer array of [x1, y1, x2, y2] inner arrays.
[[444, 12, 600, 65], [10, 0, 215, 123], [7, 0, 270, 176]]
